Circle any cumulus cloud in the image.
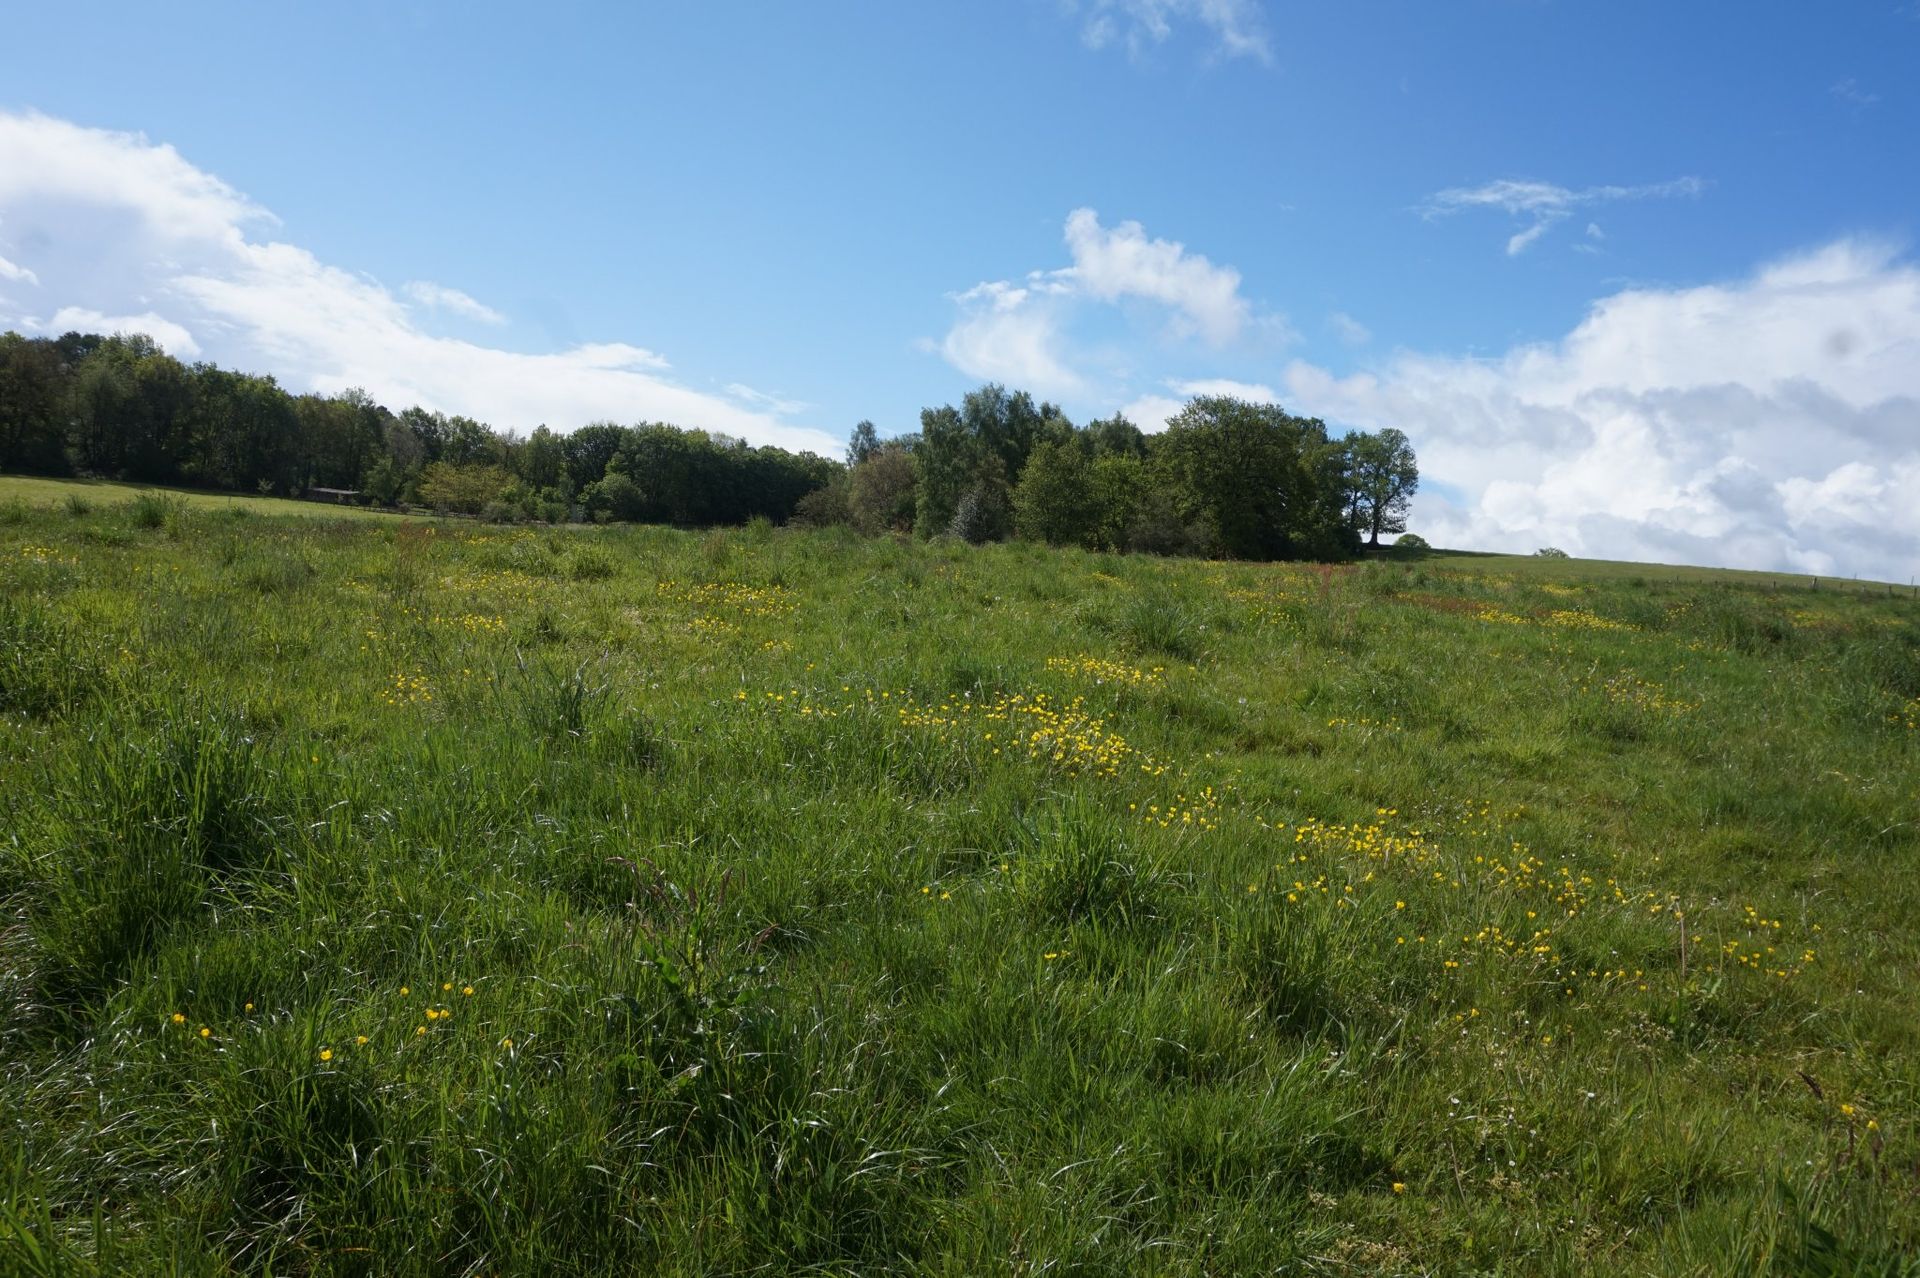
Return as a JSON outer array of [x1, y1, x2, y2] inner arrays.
[[939, 280, 1089, 397], [1057, 208, 1249, 343], [1423, 175, 1705, 255], [0, 110, 840, 455], [1071, 0, 1271, 63], [936, 208, 1266, 395], [1283, 238, 1920, 580], [401, 280, 506, 325]]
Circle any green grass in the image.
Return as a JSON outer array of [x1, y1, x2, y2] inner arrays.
[[0, 474, 408, 522], [2, 505, 1917, 1275]]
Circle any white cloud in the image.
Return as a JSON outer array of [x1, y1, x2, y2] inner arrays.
[[1071, 0, 1271, 63], [0, 253, 37, 286], [1282, 238, 1920, 580], [1057, 208, 1249, 344], [1423, 175, 1704, 255], [48, 306, 200, 357], [0, 110, 840, 456], [1329, 311, 1371, 346], [1119, 376, 1279, 432], [402, 280, 506, 325], [940, 280, 1088, 397], [1506, 221, 1552, 257], [935, 208, 1265, 393], [724, 382, 814, 416]]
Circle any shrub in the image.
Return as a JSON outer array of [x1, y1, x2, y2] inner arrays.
[[792, 476, 851, 528], [417, 461, 514, 515], [586, 471, 645, 523], [1534, 546, 1570, 558], [847, 445, 917, 533], [947, 483, 1010, 545]]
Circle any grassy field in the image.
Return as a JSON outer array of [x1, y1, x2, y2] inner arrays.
[[0, 475, 406, 523], [2, 492, 1917, 1275]]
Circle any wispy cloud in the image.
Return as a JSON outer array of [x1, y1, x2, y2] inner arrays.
[[1328, 311, 1371, 346], [725, 382, 814, 417], [402, 280, 506, 325], [1830, 76, 1880, 108], [0, 110, 840, 456], [1423, 176, 1705, 255], [1070, 0, 1271, 64]]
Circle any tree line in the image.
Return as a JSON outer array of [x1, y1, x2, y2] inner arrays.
[[0, 329, 1417, 559]]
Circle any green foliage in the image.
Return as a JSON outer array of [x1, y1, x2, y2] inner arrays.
[[1012, 439, 1098, 548], [847, 444, 917, 533], [947, 481, 1011, 544], [418, 461, 515, 515], [1155, 395, 1356, 561], [1345, 426, 1420, 546]]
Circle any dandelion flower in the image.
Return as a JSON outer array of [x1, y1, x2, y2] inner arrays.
[[319, 1049, 333, 1062], [1392, 1183, 1406, 1194], [244, 1002, 254, 1013], [442, 982, 453, 992], [461, 986, 473, 997], [500, 1037, 514, 1049], [170, 1012, 186, 1024], [399, 986, 410, 996], [1840, 1103, 1856, 1117], [199, 1027, 211, 1039], [416, 1025, 427, 1036], [355, 1035, 369, 1046]]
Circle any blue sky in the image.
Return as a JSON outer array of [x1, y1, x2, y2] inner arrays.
[[2, 2, 1917, 576]]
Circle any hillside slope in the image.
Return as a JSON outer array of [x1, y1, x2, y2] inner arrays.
[[3, 501, 1916, 1274]]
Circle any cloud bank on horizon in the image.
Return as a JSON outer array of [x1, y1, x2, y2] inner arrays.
[[0, 111, 843, 458], [936, 208, 1920, 582], [1284, 238, 1920, 581]]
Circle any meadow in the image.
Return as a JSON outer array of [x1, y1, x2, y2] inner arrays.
[[2, 485, 1917, 1275]]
